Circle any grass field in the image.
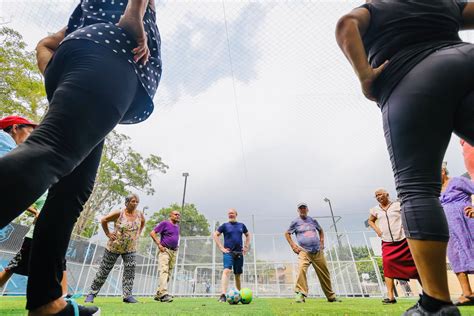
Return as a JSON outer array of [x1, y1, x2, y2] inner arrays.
[[1, 297, 474, 316]]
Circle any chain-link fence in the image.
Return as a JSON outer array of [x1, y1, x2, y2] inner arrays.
[[0, 217, 414, 299]]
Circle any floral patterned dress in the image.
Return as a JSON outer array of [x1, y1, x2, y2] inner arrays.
[[107, 210, 141, 254]]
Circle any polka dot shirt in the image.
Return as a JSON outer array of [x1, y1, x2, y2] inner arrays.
[[62, 0, 162, 124]]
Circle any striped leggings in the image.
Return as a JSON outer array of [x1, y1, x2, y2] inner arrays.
[[89, 249, 136, 298]]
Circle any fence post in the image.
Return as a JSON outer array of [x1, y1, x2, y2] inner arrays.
[[211, 220, 216, 295], [272, 235, 281, 297], [362, 231, 384, 297], [252, 215, 258, 296], [171, 238, 180, 295], [345, 233, 364, 296], [75, 224, 97, 294]]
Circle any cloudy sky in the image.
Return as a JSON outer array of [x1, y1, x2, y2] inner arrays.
[[1, 1, 470, 236]]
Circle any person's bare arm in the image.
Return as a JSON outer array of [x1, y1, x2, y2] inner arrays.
[[284, 231, 302, 254], [139, 212, 146, 235], [368, 214, 382, 237], [461, 3, 474, 30], [150, 230, 165, 252], [101, 210, 121, 240], [117, 0, 150, 64], [36, 27, 67, 75], [243, 232, 251, 255], [318, 228, 325, 250], [335, 7, 387, 101], [213, 231, 229, 253]]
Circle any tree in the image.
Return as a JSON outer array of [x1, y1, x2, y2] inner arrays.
[[73, 131, 169, 237], [144, 203, 210, 237], [0, 27, 47, 121]]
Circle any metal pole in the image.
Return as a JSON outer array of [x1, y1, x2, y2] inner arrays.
[[252, 215, 258, 297], [211, 220, 216, 295], [272, 235, 281, 297], [362, 231, 385, 297], [324, 198, 342, 248], [171, 243, 180, 295], [345, 233, 364, 296], [75, 224, 97, 293], [181, 172, 189, 212]]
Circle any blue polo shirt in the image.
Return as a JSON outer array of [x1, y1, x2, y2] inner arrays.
[[0, 131, 16, 157], [288, 217, 322, 253], [217, 222, 248, 252]]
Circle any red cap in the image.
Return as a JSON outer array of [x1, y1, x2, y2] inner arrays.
[[0, 116, 38, 129]]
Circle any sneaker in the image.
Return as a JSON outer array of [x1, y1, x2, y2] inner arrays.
[[328, 297, 342, 303], [123, 296, 138, 303], [153, 296, 161, 302], [160, 294, 173, 302], [218, 294, 226, 303], [295, 292, 306, 303], [84, 294, 95, 304], [403, 302, 460, 316], [382, 298, 397, 304], [54, 299, 100, 315]]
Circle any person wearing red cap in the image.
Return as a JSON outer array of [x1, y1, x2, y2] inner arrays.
[[0, 1, 161, 315], [0, 115, 69, 297], [0, 115, 37, 156]]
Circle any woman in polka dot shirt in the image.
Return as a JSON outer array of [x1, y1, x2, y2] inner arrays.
[[0, 1, 161, 315]]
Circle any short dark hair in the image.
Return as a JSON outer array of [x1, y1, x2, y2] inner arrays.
[[3, 124, 29, 134]]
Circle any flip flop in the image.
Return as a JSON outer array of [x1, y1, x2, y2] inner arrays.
[[455, 297, 474, 306]]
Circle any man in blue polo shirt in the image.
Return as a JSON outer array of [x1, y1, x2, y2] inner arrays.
[[213, 208, 251, 302]]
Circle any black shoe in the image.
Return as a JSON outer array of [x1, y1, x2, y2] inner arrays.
[[160, 294, 173, 302], [54, 299, 100, 315], [382, 298, 397, 304], [218, 294, 226, 303], [123, 296, 138, 303], [403, 302, 460, 316], [328, 297, 342, 303]]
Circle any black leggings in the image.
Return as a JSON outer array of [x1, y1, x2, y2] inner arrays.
[[0, 40, 140, 310], [382, 43, 474, 242]]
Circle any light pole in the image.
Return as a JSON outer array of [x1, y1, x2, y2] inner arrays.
[[324, 197, 342, 247], [181, 172, 189, 212]]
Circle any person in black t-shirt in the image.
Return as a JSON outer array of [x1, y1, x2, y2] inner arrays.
[[336, 1, 474, 315]]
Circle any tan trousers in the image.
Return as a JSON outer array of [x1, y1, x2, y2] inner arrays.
[[295, 250, 335, 299], [156, 248, 177, 297]]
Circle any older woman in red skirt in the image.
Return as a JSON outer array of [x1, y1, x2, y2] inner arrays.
[[368, 189, 420, 304]]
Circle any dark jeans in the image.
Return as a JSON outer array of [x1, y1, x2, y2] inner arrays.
[[0, 40, 140, 309], [382, 43, 474, 242]]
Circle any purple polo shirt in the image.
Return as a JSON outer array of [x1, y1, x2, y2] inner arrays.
[[153, 220, 180, 250]]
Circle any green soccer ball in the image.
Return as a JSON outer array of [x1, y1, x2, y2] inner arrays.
[[240, 288, 253, 304]]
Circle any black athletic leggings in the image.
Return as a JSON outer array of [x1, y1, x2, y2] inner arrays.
[[382, 43, 474, 242], [0, 40, 141, 310]]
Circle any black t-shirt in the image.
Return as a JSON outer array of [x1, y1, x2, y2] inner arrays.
[[360, 0, 467, 105]]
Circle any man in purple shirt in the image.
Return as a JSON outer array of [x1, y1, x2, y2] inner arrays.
[[150, 210, 180, 302]]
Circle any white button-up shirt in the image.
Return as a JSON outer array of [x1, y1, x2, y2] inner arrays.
[[369, 201, 405, 242]]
